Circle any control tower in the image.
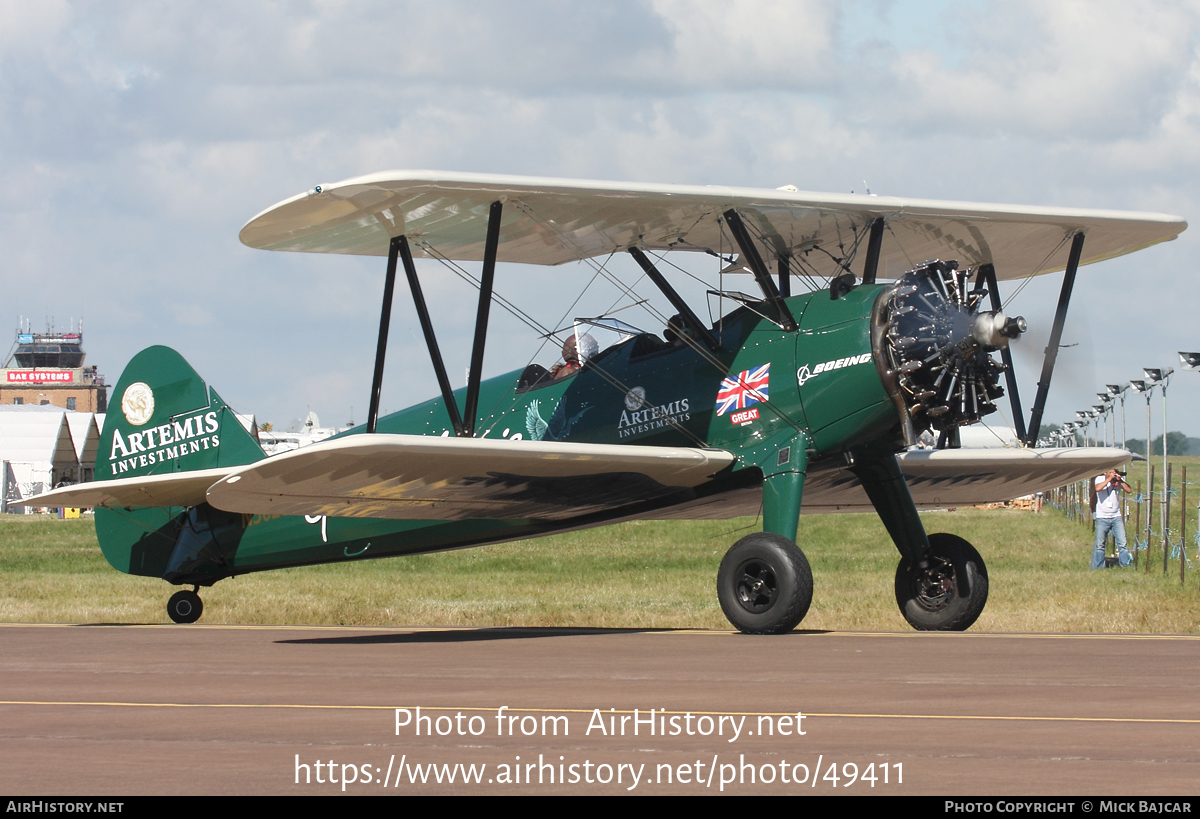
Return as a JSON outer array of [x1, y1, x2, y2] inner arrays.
[[1, 324, 108, 412]]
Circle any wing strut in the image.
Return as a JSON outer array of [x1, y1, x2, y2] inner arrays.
[[398, 234, 466, 437], [627, 247, 720, 351], [861, 218, 885, 284], [722, 209, 797, 331], [463, 200, 503, 437], [1025, 231, 1085, 446], [980, 263, 1028, 444], [367, 236, 401, 434], [778, 253, 791, 297]]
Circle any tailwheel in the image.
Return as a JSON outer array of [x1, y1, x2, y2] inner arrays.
[[167, 588, 204, 624], [894, 533, 987, 631], [717, 533, 812, 634]]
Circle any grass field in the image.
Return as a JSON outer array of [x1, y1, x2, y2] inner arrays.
[[3, 496, 1199, 632]]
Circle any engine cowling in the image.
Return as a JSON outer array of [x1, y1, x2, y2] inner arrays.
[[873, 260, 1025, 445]]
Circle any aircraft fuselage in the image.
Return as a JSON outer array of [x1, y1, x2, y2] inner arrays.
[[95, 286, 896, 586]]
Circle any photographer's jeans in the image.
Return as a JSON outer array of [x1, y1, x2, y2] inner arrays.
[[1092, 516, 1132, 569]]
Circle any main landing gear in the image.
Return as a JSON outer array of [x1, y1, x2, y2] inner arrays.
[[167, 587, 204, 624], [717, 532, 813, 634], [894, 533, 988, 631]]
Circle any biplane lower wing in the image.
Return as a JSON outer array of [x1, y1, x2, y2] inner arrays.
[[192, 438, 1122, 523], [643, 447, 1132, 519], [19, 442, 1120, 525], [893, 447, 1131, 509], [204, 434, 737, 521]]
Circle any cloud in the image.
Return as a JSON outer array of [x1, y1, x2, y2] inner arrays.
[[0, 0, 1197, 432], [872, 1, 1200, 140]]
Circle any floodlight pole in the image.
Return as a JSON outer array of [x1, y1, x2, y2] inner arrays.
[[1161, 372, 1172, 573], [1119, 386, 1128, 449], [1143, 386, 1154, 556], [1095, 401, 1111, 446]]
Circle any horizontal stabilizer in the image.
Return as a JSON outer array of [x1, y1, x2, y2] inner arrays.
[[10, 467, 235, 510], [205, 434, 736, 521]]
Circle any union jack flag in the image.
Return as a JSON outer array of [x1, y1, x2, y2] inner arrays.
[[715, 364, 770, 416]]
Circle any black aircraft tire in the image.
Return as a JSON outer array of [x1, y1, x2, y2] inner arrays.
[[894, 533, 988, 631], [717, 533, 813, 635], [167, 590, 203, 624]]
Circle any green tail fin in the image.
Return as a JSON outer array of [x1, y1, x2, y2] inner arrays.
[[98, 346, 263, 480], [95, 346, 264, 582]]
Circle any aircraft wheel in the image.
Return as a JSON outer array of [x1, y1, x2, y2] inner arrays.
[[894, 533, 988, 631], [167, 589, 203, 624], [717, 532, 812, 634]]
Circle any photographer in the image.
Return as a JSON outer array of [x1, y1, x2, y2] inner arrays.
[[1091, 469, 1132, 569]]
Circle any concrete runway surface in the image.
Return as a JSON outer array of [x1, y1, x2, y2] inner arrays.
[[1, 623, 1197, 795]]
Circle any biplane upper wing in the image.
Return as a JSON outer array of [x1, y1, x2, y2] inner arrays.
[[239, 171, 1185, 280], [8, 467, 236, 510], [204, 434, 736, 521]]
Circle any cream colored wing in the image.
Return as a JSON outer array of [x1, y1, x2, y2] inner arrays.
[[647, 447, 1132, 519], [205, 434, 735, 521], [240, 171, 1185, 280]]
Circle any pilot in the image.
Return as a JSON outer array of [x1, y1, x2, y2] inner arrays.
[[664, 314, 690, 347], [550, 333, 598, 379], [1090, 469, 1132, 569]]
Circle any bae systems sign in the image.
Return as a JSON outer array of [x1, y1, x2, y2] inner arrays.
[[6, 371, 72, 383]]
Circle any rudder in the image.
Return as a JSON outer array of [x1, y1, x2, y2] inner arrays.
[[94, 346, 264, 582]]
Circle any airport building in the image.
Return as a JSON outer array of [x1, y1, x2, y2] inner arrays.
[[0, 328, 108, 413]]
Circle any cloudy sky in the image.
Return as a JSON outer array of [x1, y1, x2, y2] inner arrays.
[[2, 0, 1198, 441]]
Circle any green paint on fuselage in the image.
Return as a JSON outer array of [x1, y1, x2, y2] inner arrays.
[[97, 288, 898, 585]]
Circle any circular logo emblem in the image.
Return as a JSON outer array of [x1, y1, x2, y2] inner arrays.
[[624, 386, 647, 411], [121, 382, 155, 426]]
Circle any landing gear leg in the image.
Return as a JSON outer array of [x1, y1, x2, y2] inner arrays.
[[167, 587, 203, 624], [850, 449, 989, 631], [894, 533, 988, 631], [716, 466, 812, 634]]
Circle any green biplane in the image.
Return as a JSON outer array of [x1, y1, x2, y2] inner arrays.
[[21, 172, 1185, 631]]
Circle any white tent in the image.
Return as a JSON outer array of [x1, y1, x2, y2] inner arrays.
[[0, 406, 80, 511], [64, 412, 101, 481]]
